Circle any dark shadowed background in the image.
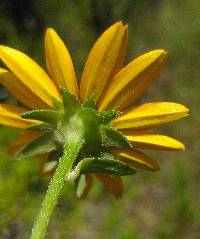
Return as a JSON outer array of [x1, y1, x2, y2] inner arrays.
[[0, 0, 199, 238]]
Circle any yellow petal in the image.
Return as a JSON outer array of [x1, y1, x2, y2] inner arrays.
[[0, 45, 61, 108], [96, 174, 123, 199], [114, 148, 160, 171], [0, 68, 50, 109], [123, 130, 185, 151], [112, 102, 189, 130], [45, 28, 78, 96], [80, 21, 128, 102], [0, 104, 39, 129], [98, 50, 167, 111], [8, 131, 41, 155]]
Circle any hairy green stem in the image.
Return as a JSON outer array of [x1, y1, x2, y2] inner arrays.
[[30, 139, 82, 239]]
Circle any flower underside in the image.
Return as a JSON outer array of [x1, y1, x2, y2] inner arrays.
[[0, 21, 189, 198], [18, 88, 137, 197]]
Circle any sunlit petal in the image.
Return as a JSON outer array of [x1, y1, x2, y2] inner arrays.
[[45, 28, 78, 96], [123, 130, 185, 151], [114, 148, 160, 171], [0, 104, 39, 129], [0, 68, 49, 109], [0, 45, 61, 108], [112, 102, 189, 129], [80, 21, 128, 102], [98, 50, 167, 111]]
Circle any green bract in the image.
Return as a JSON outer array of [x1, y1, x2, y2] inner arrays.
[[19, 88, 136, 195]]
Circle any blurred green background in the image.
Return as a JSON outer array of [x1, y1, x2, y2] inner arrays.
[[0, 0, 199, 238]]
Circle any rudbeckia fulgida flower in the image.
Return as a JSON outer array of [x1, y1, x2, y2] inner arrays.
[[0, 22, 189, 199]]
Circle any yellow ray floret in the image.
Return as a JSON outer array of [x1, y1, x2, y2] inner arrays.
[[123, 130, 185, 151], [45, 28, 78, 96], [96, 174, 123, 199], [0, 68, 50, 109], [0, 104, 39, 129], [115, 148, 160, 171], [98, 50, 167, 111], [8, 131, 41, 155], [0, 45, 61, 108], [112, 102, 189, 129], [80, 21, 128, 102]]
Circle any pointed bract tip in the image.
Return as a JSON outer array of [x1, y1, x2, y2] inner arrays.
[[123, 24, 128, 31]]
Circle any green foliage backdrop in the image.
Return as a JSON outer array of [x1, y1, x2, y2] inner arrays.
[[0, 0, 199, 238]]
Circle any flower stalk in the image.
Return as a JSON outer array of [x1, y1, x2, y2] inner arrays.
[[30, 138, 82, 239]]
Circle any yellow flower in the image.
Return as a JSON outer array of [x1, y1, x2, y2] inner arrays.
[[0, 22, 189, 199]]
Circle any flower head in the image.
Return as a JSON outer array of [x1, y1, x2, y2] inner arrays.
[[0, 22, 189, 199]]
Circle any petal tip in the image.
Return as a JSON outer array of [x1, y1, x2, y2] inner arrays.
[[151, 49, 168, 59], [111, 21, 124, 29], [181, 144, 186, 151], [176, 103, 190, 116], [175, 140, 186, 151], [122, 24, 128, 32], [184, 105, 190, 114], [116, 21, 123, 26], [45, 27, 55, 35], [45, 28, 56, 40], [151, 162, 160, 171]]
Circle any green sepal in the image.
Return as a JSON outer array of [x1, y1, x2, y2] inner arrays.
[[80, 158, 136, 176], [101, 125, 132, 148], [75, 174, 88, 198], [51, 96, 63, 110], [78, 108, 102, 155], [83, 94, 96, 109], [26, 122, 53, 131], [100, 110, 120, 124], [60, 87, 82, 119], [100, 150, 115, 160], [16, 133, 57, 159], [21, 109, 61, 124]]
